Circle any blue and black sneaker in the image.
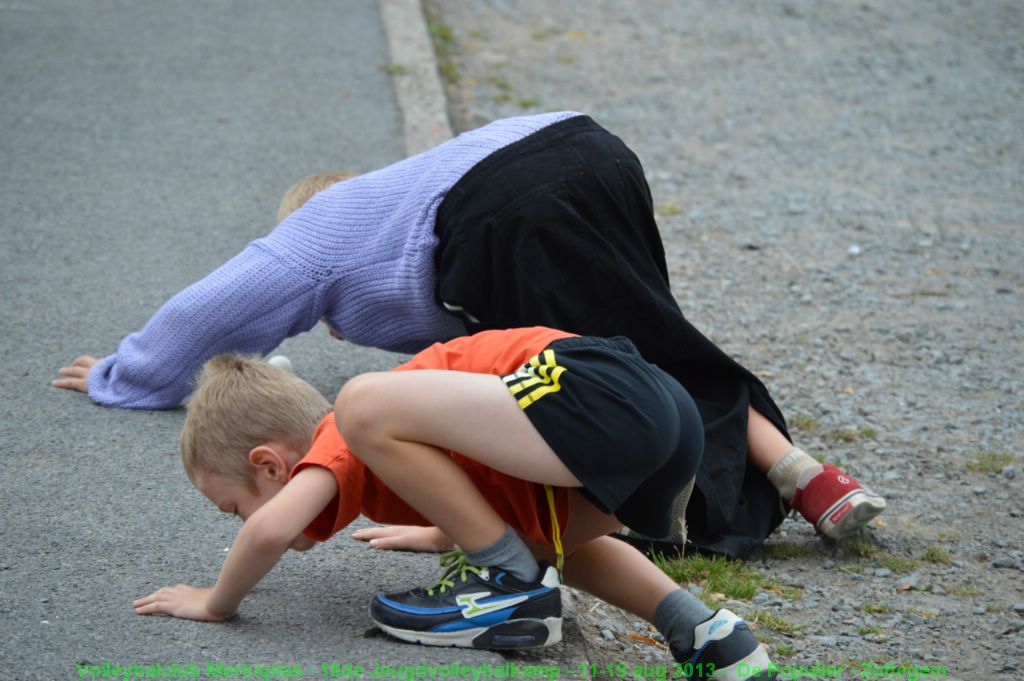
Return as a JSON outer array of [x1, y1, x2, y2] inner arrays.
[[671, 609, 778, 680], [369, 550, 562, 649]]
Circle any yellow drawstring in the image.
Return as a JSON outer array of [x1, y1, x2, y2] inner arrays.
[[544, 485, 564, 575]]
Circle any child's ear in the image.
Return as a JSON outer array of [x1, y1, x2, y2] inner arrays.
[[248, 443, 291, 483]]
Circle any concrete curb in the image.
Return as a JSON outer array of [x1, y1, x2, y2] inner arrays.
[[379, 0, 453, 154]]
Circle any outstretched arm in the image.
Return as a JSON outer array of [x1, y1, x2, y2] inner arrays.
[[54, 243, 324, 409], [133, 467, 337, 621]]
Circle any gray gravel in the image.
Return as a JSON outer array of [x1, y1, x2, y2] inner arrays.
[[3, 0, 1021, 678], [426, 0, 1023, 676]]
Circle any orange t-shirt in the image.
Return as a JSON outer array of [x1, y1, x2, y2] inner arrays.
[[291, 326, 575, 546]]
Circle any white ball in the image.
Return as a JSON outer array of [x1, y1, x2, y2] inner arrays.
[[267, 355, 293, 372]]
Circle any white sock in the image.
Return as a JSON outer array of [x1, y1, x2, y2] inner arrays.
[[766, 447, 821, 501]]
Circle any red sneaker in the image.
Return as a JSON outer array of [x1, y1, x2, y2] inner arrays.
[[791, 464, 887, 540]]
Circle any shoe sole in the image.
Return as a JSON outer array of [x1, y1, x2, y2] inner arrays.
[[373, 616, 562, 649], [817, 489, 887, 540]]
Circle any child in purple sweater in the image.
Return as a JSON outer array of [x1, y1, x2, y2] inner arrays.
[[54, 112, 885, 558]]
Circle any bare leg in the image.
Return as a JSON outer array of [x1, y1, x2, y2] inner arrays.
[[522, 492, 735, 663], [746, 405, 795, 474], [516, 491, 679, 620], [566, 537, 680, 620], [334, 370, 581, 552]]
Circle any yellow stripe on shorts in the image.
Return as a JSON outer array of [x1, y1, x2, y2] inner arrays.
[[503, 349, 567, 409]]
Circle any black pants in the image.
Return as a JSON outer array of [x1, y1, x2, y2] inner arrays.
[[435, 115, 789, 558]]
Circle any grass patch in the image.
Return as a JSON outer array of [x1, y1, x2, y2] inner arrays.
[[489, 76, 514, 104], [877, 554, 919, 574], [922, 546, 951, 564], [965, 451, 1016, 474], [949, 583, 983, 597], [426, 18, 460, 85], [379, 63, 408, 76], [438, 59, 460, 85], [656, 202, 682, 217], [810, 452, 847, 470], [841, 537, 883, 558], [654, 553, 764, 602], [427, 18, 456, 51], [773, 642, 797, 657], [765, 542, 817, 560], [518, 97, 541, 109], [487, 76, 512, 92], [655, 553, 802, 607], [858, 625, 882, 637], [765, 584, 804, 601], [748, 610, 801, 636], [908, 609, 939, 619], [790, 413, 819, 430], [830, 426, 878, 443], [859, 602, 890, 614]]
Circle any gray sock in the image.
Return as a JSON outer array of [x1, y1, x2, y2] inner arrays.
[[463, 525, 540, 583], [652, 588, 714, 653]]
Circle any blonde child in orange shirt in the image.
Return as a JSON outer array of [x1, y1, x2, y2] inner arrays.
[[134, 327, 780, 679]]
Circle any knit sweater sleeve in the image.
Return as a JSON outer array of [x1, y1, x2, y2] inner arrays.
[[87, 243, 326, 409]]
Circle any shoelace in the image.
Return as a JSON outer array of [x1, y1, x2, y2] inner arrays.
[[425, 550, 483, 596], [424, 487, 564, 594]]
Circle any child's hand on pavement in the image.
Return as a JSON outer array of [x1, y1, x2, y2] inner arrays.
[[133, 584, 231, 622], [351, 525, 453, 553], [52, 355, 99, 393]]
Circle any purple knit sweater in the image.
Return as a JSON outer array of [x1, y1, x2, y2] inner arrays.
[[89, 111, 582, 408]]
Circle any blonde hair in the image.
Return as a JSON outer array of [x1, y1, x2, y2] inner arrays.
[[276, 170, 357, 223], [180, 354, 332, 489]]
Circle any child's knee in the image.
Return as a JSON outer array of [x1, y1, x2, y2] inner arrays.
[[334, 372, 392, 454]]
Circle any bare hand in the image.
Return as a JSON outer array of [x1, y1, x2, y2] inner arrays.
[[52, 355, 100, 393], [133, 584, 230, 622], [351, 525, 453, 553]]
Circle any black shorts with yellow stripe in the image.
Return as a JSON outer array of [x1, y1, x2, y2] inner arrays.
[[503, 335, 703, 539]]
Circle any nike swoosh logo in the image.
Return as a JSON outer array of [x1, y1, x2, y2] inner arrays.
[[456, 592, 530, 618]]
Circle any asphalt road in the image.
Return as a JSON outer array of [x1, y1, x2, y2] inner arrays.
[[0, 2, 579, 678]]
